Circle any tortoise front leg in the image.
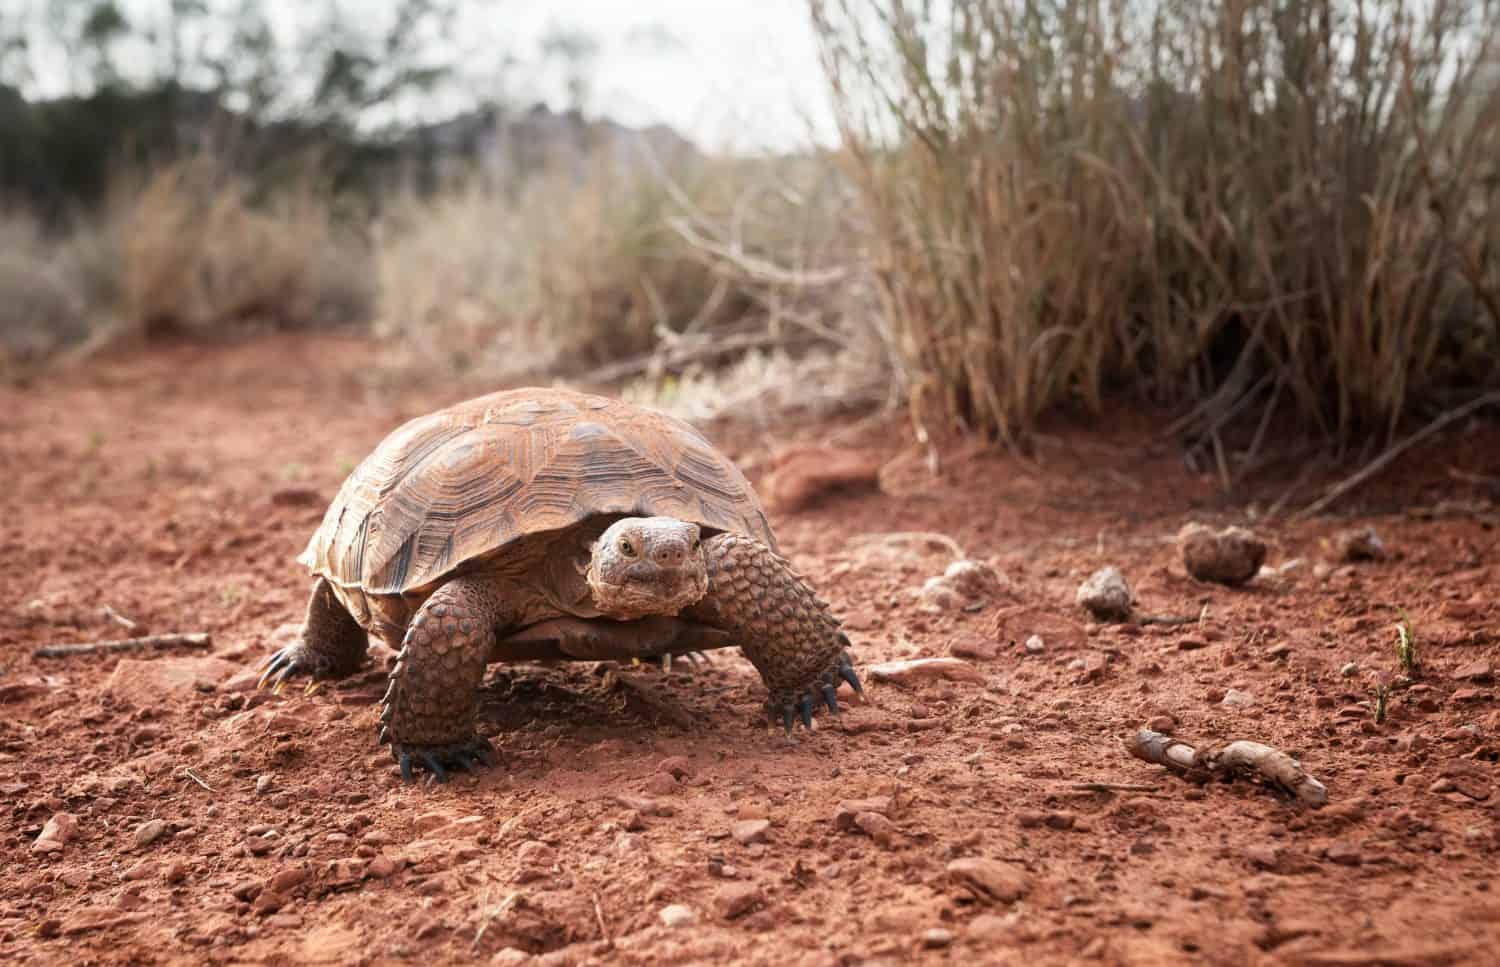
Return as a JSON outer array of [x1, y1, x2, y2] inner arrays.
[[684, 533, 863, 731], [379, 575, 505, 783], [258, 577, 369, 690]]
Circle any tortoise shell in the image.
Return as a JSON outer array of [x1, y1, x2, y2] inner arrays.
[[299, 388, 775, 596]]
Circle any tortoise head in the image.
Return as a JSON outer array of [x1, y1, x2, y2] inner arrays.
[[586, 517, 709, 619]]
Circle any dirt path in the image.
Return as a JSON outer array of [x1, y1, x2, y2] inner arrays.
[[3, 335, 1498, 965]]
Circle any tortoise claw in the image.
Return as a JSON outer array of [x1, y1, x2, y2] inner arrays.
[[798, 695, 814, 729], [391, 736, 497, 785]]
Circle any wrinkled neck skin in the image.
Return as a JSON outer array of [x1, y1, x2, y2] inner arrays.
[[585, 516, 710, 620]]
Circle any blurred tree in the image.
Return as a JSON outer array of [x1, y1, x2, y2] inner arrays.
[[539, 22, 598, 114]]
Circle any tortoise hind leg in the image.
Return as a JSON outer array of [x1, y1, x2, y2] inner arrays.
[[380, 575, 506, 783], [259, 577, 369, 690]]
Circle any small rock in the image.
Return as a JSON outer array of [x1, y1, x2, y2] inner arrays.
[[121, 859, 155, 881], [644, 773, 679, 797], [255, 775, 273, 794], [516, 840, 557, 868], [923, 927, 955, 949], [365, 855, 402, 879], [1220, 689, 1255, 709], [163, 861, 188, 884], [868, 657, 984, 687], [1076, 567, 1133, 621], [656, 756, 693, 780], [917, 559, 1006, 612], [134, 820, 169, 849], [492, 949, 530, 966], [1023, 635, 1045, 655], [1340, 661, 1360, 677], [1146, 715, 1176, 732], [947, 858, 1029, 905], [659, 904, 698, 928], [949, 634, 1000, 661], [230, 879, 262, 902], [33, 812, 79, 852], [265, 866, 309, 894], [834, 797, 894, 830], [1330, 526, 1385, 562], [717, 882, 764, 919], [854, 812, 896, 845], [105, 657, 237, 705], [1453, 660, 1494, 683], [1451, 688, 1485, 704], [731, 819, 770, 845], [1179, 523, 1267, 586], [1325, 842, 1362, 866], [1176, 636, 1208, 651]]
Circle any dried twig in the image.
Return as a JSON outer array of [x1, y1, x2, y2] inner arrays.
[[183, 769, 214, 793], [1294, 392, 1500, 520], [1070, 782, 1160, 794], [1128, 729, 1328, 807], [101, 606, 139, 632], [592, 892, 612, 947], [33, 632, 211, 659]]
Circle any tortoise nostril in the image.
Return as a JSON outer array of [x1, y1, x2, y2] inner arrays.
[[652, 544, 685, 566]]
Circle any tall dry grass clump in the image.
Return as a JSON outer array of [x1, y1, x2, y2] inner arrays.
[[113, 156, 372, 339], [812, 0, 1500, 448], [375, 148, 875, 398]]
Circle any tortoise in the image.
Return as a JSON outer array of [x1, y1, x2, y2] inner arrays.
[[257, 387, 862, 782]]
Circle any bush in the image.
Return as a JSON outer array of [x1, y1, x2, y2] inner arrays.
[[812, 0, 1500, 446]]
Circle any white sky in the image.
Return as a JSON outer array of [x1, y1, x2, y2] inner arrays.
[[6, 0, 841, 153]]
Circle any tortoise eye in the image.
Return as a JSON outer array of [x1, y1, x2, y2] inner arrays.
[[618, 537, 636, 557]]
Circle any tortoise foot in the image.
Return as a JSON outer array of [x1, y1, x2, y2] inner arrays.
[[766, 648, 864, 733], [390, 735, 496, 784], [257, 644, 323, 692]]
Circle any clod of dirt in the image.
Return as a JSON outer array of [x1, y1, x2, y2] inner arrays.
[[763, 445, 881, 512], [731, 819, 770, 845], [853, 812, 897, 846], [1452, 660, 1494, 683], [916, 559, 1006, 612], [1076, 566, 1134, 621], [868, 657, 984, 687], [133, 819, 168, 849], [659, 904, 698, 928], [717, 882, 764, 919], [105, 657, 239, 704], [1178, 523, 1267, 586], [834, 797, 894, 830], [948, 633, 1000, 661], [32, 812, 79, 853], [946, 858, 1029, 905], [1330, 526, 1386, 562]]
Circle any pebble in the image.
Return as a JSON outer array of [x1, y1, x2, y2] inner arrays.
[[834, 797, 894, 830], [949, 633, 1000, 661], [365, 855, 402, 879], [1146, 715, 1176, 732], [868, 657, 984, 686], [492, 949, 530, 966], [922, 927, 955, 949], [1178, 523, 1266, 586], [659, 904, 698, 928], [1076, 567, 1133, 621], [1331, 526, 1385, 562], [854, 812, 896, 846], [731, 819, 770, 845], [33, 812, 79, 853], [266, 866, 309, 894], [134, 820, 169, 849], [1325, 842, 1362, 866], [656, 756, 693, 780], [946, 857, 1029, 904], [1221, 689, 1255, 709], [644, 773, 679, 797], [121, 859, 155, 881], [1340, 661, 1360, 677], [255, 775, 273, 794], [1024, 635, 1045, 654], [163, 861, 188, 884], [516, 840, 557, 868], [717, 882, 763, 919]]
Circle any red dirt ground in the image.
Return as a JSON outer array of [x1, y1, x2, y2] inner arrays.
[[3, 334, 1498, 966]]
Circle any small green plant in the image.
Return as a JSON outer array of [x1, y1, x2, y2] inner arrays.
[[1395, 610, 1419, 675], [1373, 683, 1389, 725]]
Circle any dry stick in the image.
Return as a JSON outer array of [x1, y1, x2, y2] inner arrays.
[[183, 769, 214, 794], [33, 632, 212, 659], [1292, 392, 1500, 521], [1070, 782, 1160, 794], [1128, 729, 1328, 808], [592, 892, 612, 948]]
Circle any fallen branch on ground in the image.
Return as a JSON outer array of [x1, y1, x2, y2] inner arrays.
[[1293, 391, 1500, 520], [1127, 729, 1328, 808], [33, 632, 212, 659]]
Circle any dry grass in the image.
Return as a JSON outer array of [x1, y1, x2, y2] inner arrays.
[[374, 147, 886, 407], [812, 0, 1500, 450]]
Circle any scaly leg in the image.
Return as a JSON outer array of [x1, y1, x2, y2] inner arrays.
[[684, 533, 862, 731], [378, 575, 506, 783], [259, 577, 369, 691]]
